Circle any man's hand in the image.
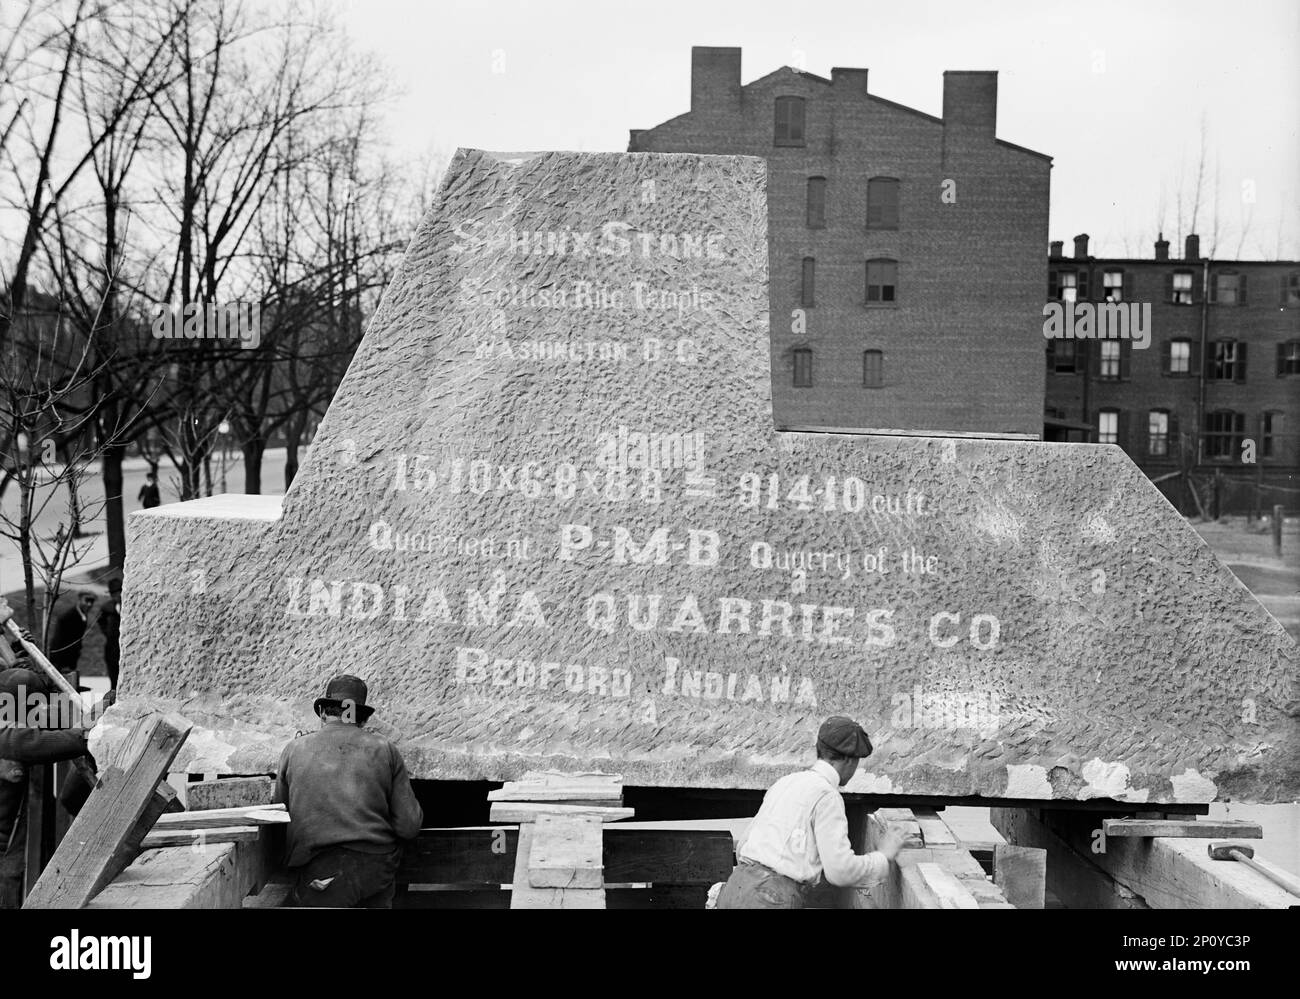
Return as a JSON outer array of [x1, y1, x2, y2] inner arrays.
[[876, 824, 907, 861]]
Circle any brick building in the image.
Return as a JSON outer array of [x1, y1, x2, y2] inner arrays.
[[629, 47, 1052, 436], [1045, 234, 1300, 515]]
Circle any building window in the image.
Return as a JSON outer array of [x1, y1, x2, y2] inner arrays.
[[1170, 271, 1193, 305], [1212, 272, 1245, 305], [1050, 271, 1078, 302], [801, 257, 815, 307], [774, 96, 806, 146], [1103, 270, 1125, 302], [1098, 409, 1119, 445], [806, 177, 826, 228], [792, 347, 813, 387], [1165, 338, 1192, 376], [1262, 412, 1282, 459], [1286, 273, 1300, 305], [1148, 410, 1170, 457], [1209, 340, 1246, 382], [865, 259, 897, 304], [1050, 339, 1078, 374], [1278, 340, 1300, 375], [1098, 340, 1121, 380], [863, 349, 883, 388], [866, 177, 899, 229], [1204, 410, 1245, 460]]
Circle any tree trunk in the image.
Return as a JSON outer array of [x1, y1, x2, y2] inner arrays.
[[243, 437, 265, 494], [103, 442, 127, 573]]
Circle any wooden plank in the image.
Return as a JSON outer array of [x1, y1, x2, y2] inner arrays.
[[1039, 810, 1296, 909], [490, 802, 632, 823], [153, 804, 288, 830], [24, 713, 192, 909], [142, 825, 260, 850], [994, 844, 1046, 909], [509, 823, 604, 909], [489, 773, 623, 804], [604, 829, 734, 885], [398, 828, 518, 886], [184, 776, 275, 812], [912, 807, 958, 848], [901, 863, 979, 909], [528, 814, 603, 889], [22, 762, 55, 898], [87, 832, 272, 909], [1102, 818, 1262, 839]]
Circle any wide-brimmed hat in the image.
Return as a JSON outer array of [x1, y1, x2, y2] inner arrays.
[[312, 673, 374, 722]]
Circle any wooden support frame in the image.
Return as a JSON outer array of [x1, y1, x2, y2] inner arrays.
[[995, 807, 1296, 909], [87, 830, 273, 909]]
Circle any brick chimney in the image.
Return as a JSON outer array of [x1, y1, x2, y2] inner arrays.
[[1185, 234, 1200, 261], [1073, 233, 1090, 259], [1155, 233, 1169, 260], [691, 47, 742, 115], [1049, 240, 1064, 258], [831, 67, 869, 93], [942, 71, 998, 137]]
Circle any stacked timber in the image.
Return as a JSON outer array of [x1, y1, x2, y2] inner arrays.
[[488, 772, 632, 909]]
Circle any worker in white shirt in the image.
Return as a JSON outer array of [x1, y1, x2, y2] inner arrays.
[[717, 715, 905, 909]]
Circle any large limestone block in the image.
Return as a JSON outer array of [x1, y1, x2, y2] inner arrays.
[[99, 150, 1299, 803]]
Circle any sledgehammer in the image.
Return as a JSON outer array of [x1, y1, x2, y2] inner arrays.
[[1207, 842, 1300, 897]]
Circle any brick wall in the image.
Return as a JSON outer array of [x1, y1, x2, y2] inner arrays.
[[630, 47, 1051, 436]]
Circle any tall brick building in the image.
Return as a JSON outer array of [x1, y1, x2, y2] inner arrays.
[[629, 47, 1052, 436], [1045, 233, 1300, 514]]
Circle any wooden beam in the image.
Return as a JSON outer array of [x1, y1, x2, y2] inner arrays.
[[912, 808, 958, 848], [1102, 818, 1263, 839], [992, 807, 1148, 910], [153, 804, 288, 830], [142, 825, 260, 850], [604, 829, 734, 886], [87, 832, 272, 909], [510, 823, 604, 909], [995, 844, 1046, 909], [184, 776, 275, 812], [490, 802, 633, 823], [1039, 810, 1296, 909], [861, 810, 1013, 910], [398, 828, 518, 887], [528, 814, 603, 889], [489, 773, 623, 804], [24, 713, 191, 909], [901, 863, 979, 909]]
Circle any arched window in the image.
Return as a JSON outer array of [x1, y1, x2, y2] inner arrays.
[[866, 177, 899, 229], [863, 350, 883, 388], [774, 96, 806, 146], [865, 258, 897, 304], [800, 257, 815, 307]]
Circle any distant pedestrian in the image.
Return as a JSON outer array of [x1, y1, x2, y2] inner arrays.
[[99, 578, 122, 691], [137, 472, 160, 510], [46, 591, 96, 677]]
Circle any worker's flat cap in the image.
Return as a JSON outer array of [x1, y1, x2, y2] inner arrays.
[[817, 716, 873, 758]]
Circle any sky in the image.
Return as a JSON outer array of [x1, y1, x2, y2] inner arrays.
[[345, 0, 1297, 259]]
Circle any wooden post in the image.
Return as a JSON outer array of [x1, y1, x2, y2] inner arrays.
[[1274, 505, 1284, 556], [994, 844, 1046, 909], [22, 763, 56, 899]]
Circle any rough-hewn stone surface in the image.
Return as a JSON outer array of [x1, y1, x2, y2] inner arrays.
[[97, 150, 1299, 803]]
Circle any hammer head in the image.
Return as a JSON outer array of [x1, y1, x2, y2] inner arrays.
[[1208, 842, 1255, 861]]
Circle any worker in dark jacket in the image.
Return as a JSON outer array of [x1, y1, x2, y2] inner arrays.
[[45, 591, 96, 676], [0, 667, 93, 908], [274, 674, 423, 908]]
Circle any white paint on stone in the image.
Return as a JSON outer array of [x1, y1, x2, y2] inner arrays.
[[1171, 768, 1218, 802], [844, 771, 893, 794], [1004, 764, 1052, 799], [1079, 757, 1149, 801]]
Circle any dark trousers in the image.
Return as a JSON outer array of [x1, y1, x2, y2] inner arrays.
[[288, 845, 402, 908], [716, 861, 807, 909]]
